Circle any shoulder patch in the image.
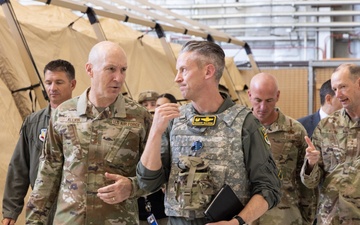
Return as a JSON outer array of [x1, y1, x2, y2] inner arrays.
[[39, 128, 47, 142]]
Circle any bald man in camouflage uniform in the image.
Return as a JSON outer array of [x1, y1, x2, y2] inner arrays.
[[26, 41, 152, 224], [137, 41, 281, 225], [248, 73, 317, 225], [301, 63, 360, 225]]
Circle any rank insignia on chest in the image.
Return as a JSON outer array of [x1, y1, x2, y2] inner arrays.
[[192, 115, 217, 126], [39, 128, 47, 142]]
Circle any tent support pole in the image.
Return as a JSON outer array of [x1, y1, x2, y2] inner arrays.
[[86, 7, 107, 41], [154, 23, 177, 76], [0, 0, 48, 109]]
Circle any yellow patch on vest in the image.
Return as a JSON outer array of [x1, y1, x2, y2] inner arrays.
[[192, 116, 217, 126]]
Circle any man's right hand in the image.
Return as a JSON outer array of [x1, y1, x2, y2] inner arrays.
[[2, 218, 16, 225], [304, 136, 320, 168], [152, 103, 180, 134]]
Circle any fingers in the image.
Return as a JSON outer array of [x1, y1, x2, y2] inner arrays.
[[155, 103, 180, 118], [1, 218, 15, 225], [104, 172, 118, 181], [304, 137, 320, 166], [304, 136, 316, 149], [98, 192, 117, 204], [152, 103, 180, 134], [97, 188, 118, 204], [97, 174, 132, 204]]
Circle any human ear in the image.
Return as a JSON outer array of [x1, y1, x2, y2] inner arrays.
[[205, 64, 215, 79]]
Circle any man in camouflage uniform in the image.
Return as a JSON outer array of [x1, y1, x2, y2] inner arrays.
[[248, 73, 317, 225], [26, 41, 152, 224], [301, 63, 360, 225], [137, 40, 281, 225]]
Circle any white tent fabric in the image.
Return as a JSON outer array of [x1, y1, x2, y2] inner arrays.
[[0, 1, 248, 223]]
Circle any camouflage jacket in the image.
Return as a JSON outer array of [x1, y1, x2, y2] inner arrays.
[[26, 88, 152, 225], [254, 109, 317, 225], [137, 94, 281, 223], [301, 108, 360, 225]]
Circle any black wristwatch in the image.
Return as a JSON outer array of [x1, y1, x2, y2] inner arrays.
[[233, 215, 247, 225]]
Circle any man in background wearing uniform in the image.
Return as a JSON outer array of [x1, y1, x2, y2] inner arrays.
[[2, 59, 76, 225], [26, 41, 152, 224], [248, 72, 317, 225], [137, 40, 281, 225], [301, 63, 360, 225], [298, 79, 342, 138]]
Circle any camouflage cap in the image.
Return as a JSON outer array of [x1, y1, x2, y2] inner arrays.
[[138, 90, 159, 104]]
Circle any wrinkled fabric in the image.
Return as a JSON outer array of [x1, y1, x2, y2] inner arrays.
[[301, 108, 360, 225], [254, 109, 317, 225], [137, 94, 281, 224], [26, 88, 152, 225]]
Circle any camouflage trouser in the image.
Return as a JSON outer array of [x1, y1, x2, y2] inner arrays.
[[167, 217, 207, 225]]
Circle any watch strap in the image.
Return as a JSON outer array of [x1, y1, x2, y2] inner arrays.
[[233, 215, 247, 225]]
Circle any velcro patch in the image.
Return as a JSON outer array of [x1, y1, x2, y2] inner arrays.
[[192, 116, 217, 127]]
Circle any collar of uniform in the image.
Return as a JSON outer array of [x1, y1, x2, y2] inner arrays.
[[265, 108, 290, 132], [189, 92, 234, 115], [76, 88, 127, 118], [45, 104, 52, 118], [340, 108, 360, 128], [183, 93, 237, 127]]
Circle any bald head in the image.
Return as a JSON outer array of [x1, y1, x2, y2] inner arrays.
[[249, 73, 279, 93], [88, 41, 127, 65], [248, 73, 280, 125]]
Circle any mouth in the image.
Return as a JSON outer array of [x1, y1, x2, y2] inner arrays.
[[339, 98, 348, 104], [49, 93, 59, 97], [179, 85, 186, 91], [110, 86, 120, 90]]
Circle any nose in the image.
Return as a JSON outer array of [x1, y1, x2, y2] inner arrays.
[[334, 89, 341, 98], [49, 82, 57, 90], [114, 70, 126, 82], [175, 71, 182, 83], [259, 101, 266, 109]]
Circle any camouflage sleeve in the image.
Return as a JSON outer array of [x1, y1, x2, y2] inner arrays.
[[242, 113, 282, 209], [128, 176, 150, 198], [300, 126, 324, 189], [301, 162, 322, 189], [296, 125, 317, 225], [26, 119, 62, 224]]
